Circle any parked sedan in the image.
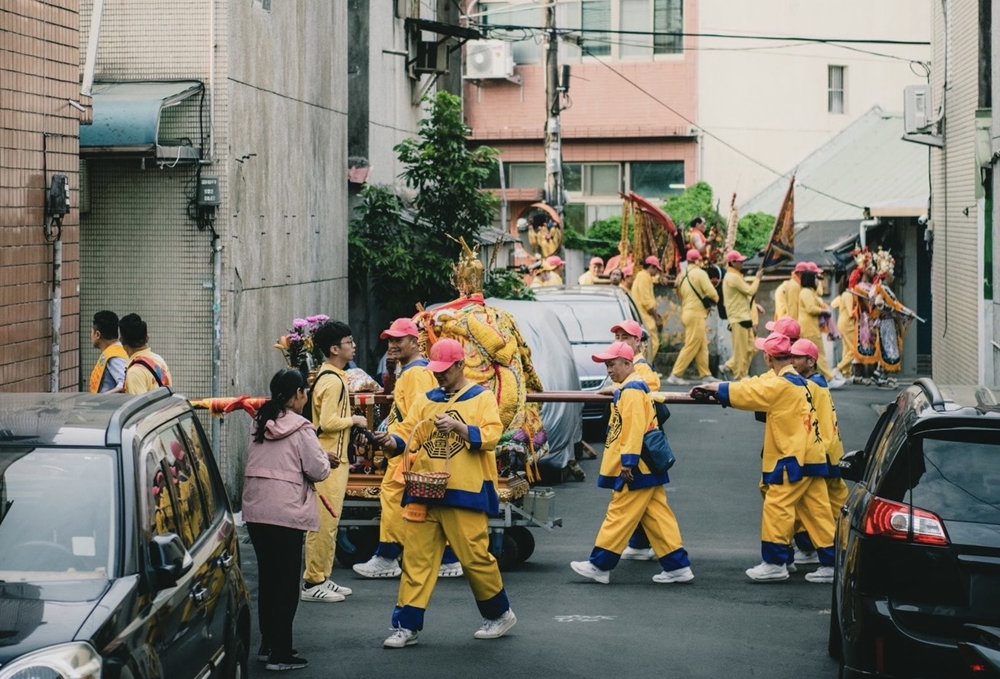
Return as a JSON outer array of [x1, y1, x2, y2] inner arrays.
[[532, 285, 648, 439], [0, 390, 251, 679], [830, 379, 1000, 678]]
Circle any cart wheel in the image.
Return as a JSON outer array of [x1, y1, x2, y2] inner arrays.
[[506, 526, 535, 563], [493, 531, 520, 571], [335, 526, 378, 568]]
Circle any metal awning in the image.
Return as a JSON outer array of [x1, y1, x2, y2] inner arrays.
[[80, 80, 203, 157]]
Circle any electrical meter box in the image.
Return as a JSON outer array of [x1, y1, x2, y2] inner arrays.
[[198, 177, 221, 207]]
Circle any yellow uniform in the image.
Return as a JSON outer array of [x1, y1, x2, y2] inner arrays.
[[671, 266, 718, 379], [388, 384, 510, 632], [89, 342, 128, 393], [832, 290, 857, 375], [588, 380, 689, 572], [123, 348, 172, 395], [798, 287, 833, 379], [794, 374, 849, 555], [531, 271, 563, 288], [718, 366, 835, 566], [774, 277, 801, 321], [377, 359, 438, 559], [631, 270, 660, 356], [304, 363, 353, 584], [578, 271, 598, 285], [632, 358, 661, 390], [722, 267, 760, 379]]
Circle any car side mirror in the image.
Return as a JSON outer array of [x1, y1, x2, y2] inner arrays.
[[149, 533, 193, 589], [838, 449, 868, 483]]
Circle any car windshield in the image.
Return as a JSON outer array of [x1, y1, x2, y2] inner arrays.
[[879, 431, 1000, 524], [0, 447, 116, 582], [538, 300, 625, 343]]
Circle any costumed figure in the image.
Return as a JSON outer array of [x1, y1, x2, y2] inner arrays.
[[414, 238, 546, 482], [850, 247, 915, 384]]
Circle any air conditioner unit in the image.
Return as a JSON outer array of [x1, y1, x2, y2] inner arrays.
[[464, 40, 515, 80], [904, 84, 932, 133]]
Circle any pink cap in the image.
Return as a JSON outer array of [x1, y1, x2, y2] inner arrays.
[[426, 339, 466, 373], [725, 250, 747, 264], [380, 317, 420, 340], [610, 319, 644, 338], [764, 316, 802, 340], [790, 338, 819, 361], [644, 255, 663, 270], [591, 341, 636, 363], [546, 255, 565, 269], [794, 261, 822, 274], [590, 256, 604, 266], [754, 332, 792, 357], [686, 249, 702, 263], [622, 264, 634, 276]]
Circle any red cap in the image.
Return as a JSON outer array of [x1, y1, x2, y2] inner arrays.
[[427, 339, 466, 372], [790, 338, 819, 361], [686, 249, 702, 262], [644, 255, 663, 271], [794, 261, 822, 274], [725, 250, 747, 264], [764, 316, 802, 340], [545, 255, 565, 269], [754, 332, 792, 357], [590, 256, 604, 266], [591, 341, 635, 363], [622, 264, 634, 276], [380, 317, 420, 340], [610, 319, 644, 339]]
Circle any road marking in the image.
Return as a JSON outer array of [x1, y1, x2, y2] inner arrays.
[[698, 419, 718, 423], [554, 615, 617, 623]]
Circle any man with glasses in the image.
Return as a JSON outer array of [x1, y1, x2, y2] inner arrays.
[[302, 320, 368, 602]]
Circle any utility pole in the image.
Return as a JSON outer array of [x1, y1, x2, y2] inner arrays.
[[543, 4, 564, 215]]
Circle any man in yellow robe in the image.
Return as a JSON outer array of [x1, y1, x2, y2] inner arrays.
[[666, 250, 718, 385], [631, 256, 663, 357]]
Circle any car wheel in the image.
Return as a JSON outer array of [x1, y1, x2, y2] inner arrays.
[[507, 526, 535, 563], [828, 583, 842, 660]]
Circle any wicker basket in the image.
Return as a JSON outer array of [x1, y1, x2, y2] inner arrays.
[[402, 418, 451, 500]]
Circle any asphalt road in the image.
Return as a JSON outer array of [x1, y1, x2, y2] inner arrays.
[[239, 383, 896, 678]]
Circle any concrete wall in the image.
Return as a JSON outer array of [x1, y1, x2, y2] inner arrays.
[[698, 0, 930, 207], [930, 0, 984, 385], [1, 0, 83, 391], [224, 0, 349, 492]]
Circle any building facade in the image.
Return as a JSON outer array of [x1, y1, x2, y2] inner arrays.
[[1, 0, 86, 392], [77, 0, 348, 489]]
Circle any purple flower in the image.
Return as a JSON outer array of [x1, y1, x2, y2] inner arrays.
[[288, 332, 303, 343], [307, 314, 329, 325], [292, 318, 308, 330]]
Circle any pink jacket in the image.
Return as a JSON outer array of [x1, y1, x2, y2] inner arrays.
[[242, 411, 331, 532]]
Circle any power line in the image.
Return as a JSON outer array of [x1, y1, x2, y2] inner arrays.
[[579, 47, 865, 211], [477, 23, 931, 46]]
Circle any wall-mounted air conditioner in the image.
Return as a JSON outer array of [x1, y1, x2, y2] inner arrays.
[[904, 85, 931, 134], [463, 40, 515, 80]]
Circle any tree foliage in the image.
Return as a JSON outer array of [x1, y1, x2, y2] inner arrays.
[[736, 212, 775, 257], [663, 181, 725, 232], [483, 268, 535, 300], [348, 92, 500, 317], [564, 215, 626, 260]]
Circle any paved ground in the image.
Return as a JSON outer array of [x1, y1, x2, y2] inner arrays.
[[239, 383, 897, 678]]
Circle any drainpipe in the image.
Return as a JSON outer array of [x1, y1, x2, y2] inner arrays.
[[211, 233, 223, 453], [49, 237, 62, 393], [859, 218, 880, 249], [81, 0, 104, 96]]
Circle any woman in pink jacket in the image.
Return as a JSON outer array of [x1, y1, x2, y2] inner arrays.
[[242, 368, 332, 672]]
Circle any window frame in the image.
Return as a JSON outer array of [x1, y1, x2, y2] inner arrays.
[[828, 64, 846, 114], [628, 160, 686, 198], [579, 0, 685, 62]]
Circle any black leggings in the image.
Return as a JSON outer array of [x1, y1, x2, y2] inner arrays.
[[248, 522, 304, 657]]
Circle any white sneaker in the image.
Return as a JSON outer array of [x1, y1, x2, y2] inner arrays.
[[383, 628, 418, 648], [787, 562, 797, 574], [323, 580, 352, 596], [664, 374, 689, 386], [793, 549, 819, 565], [701, 375, 722, 384], [621, 546, 656, 561], [570, 560, 610, 584], [804, 566, 834, 584], [652, 566, 694, 584], [353, 556, 402, 579], [473, 610, 517, 639], [828, 376, 846, 390], [745, 561, 789, 582], [438, 561, 464, 578], [301, 582, 346, 602]]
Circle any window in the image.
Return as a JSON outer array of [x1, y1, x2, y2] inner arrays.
[[828, 65, 845, 114], [144, 444, 179, 539], [563, 163, 583, 193], [508, 163, 546, 189], [586, 164, 621, 195], [161, 427, 209, 548], [179, 416, 223, 523], [579, 0, 683, 59], [481, 2, 543, 64], [630, 161, 685, 198]]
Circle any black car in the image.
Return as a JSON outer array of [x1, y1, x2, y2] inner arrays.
[[0, 389, 250, 679], [830, 378, 1000, 678]]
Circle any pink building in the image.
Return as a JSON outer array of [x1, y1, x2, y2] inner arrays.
[[465, 0, 698, 233]]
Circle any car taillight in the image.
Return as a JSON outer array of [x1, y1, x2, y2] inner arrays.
[[863, 496, 950, 546]]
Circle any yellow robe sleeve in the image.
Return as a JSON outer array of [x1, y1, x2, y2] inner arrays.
[[470, 392, 503, 452], [694, 268, 719, 303], [632, 271, 657, 315], [725, 375, 780, 412], [798, 288, 827, 317], [617, 388, 649, 465]]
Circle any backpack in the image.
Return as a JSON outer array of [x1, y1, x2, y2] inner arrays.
[[303, 370, 346, 428]]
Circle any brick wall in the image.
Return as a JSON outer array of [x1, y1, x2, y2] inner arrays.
[[1, 1, 82, 392]]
